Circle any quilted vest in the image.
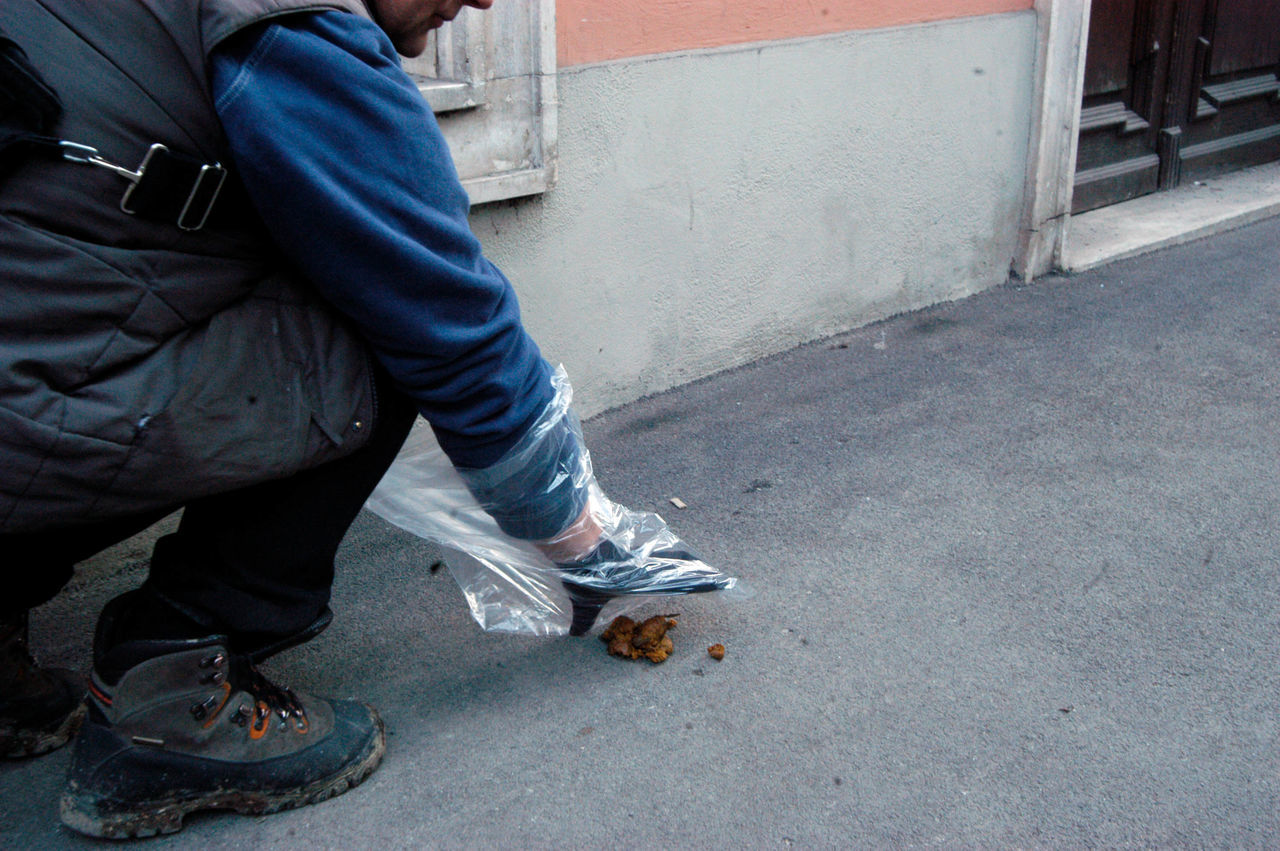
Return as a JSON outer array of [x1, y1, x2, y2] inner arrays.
[[0, 0, 377, 533]]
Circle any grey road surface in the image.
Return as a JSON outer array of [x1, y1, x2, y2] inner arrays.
[[3, 217, 1278, 848]]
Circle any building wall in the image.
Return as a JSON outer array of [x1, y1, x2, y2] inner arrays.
[[556, 0, 1032, 66], [469, 8, 1039, 417]]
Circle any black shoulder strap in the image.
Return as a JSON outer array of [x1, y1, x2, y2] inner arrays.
[[0, 26, 229, 231], [0, 27, 63, 175], [0, 30, 61, 131]]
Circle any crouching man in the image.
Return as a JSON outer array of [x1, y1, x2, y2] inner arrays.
[[0, 0, 724, 837]]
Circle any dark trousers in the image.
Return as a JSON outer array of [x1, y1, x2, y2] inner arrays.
[[1, 376, 416, 645]]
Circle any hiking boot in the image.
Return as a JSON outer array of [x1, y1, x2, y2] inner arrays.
[[0, 611, 86, 758], [59, 632, 385, 838]]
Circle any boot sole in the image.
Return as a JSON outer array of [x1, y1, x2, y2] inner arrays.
[[1, 702, 86, 759], [58, 711, 385, 839]]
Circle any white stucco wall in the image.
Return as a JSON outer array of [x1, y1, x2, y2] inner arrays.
[[469, 11, 1038, 417]]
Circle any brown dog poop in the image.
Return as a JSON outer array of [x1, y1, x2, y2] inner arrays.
[[601, 614, 677, 663]]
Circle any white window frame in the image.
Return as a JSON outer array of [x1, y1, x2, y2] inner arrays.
[[401, 1, 557, 206]]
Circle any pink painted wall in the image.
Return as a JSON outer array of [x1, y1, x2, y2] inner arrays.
[[557, 0, 1033, 67]]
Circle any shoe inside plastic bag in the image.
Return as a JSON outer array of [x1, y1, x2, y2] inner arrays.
[[366, 367, 742, 636]]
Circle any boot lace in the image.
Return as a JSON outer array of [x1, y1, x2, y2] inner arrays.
[[192, 652, 308, 734], [242, 663, 308, 733]]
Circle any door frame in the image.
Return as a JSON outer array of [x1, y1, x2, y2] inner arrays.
[[1017, 0, 1093, 280]]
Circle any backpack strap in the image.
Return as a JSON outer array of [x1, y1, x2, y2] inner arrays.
[[0, 28, 228, 231], [0, 29, 62, 176]]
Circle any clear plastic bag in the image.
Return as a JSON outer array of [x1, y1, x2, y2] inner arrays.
[[366, 367, 740, 636]]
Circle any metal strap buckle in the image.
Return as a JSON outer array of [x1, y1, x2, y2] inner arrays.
[[61, 141, 227, 232], [175, 162, 227, 231], [119, 143, 227, 231]]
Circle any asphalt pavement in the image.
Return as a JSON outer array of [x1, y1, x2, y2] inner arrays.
[[3, 217, 1278, 848]]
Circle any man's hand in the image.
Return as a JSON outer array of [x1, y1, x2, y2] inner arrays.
[[535, 496, 731, 635], [535, 504, 604, 563]]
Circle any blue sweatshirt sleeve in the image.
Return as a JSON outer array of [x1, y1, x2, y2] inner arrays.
[[209, 11, 550, 470], [209, 11, 588, 539]]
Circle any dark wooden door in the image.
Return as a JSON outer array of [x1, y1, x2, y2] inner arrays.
[[1176, 0, 1280, 182], [1073, 0, 1280, 213], [1074, 0, 1176, 213]]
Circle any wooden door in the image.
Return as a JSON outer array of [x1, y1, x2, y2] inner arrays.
[[1176, 0, 1280, 183], [1073, 0, 1176, 213], [1073, 0, 1280, 213]]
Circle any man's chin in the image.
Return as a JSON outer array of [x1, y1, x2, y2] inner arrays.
[[395, 31, 432, 58]]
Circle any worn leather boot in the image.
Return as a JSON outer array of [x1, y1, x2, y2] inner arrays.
[[59, 601, 385, 838], [0, 611, 86, 758]]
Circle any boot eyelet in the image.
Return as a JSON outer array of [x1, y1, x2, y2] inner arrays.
[[190, 693, 220, 721], [249, 701, 271, 739], [199, 671, 226, 685], [199, 653, 226, 669]]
